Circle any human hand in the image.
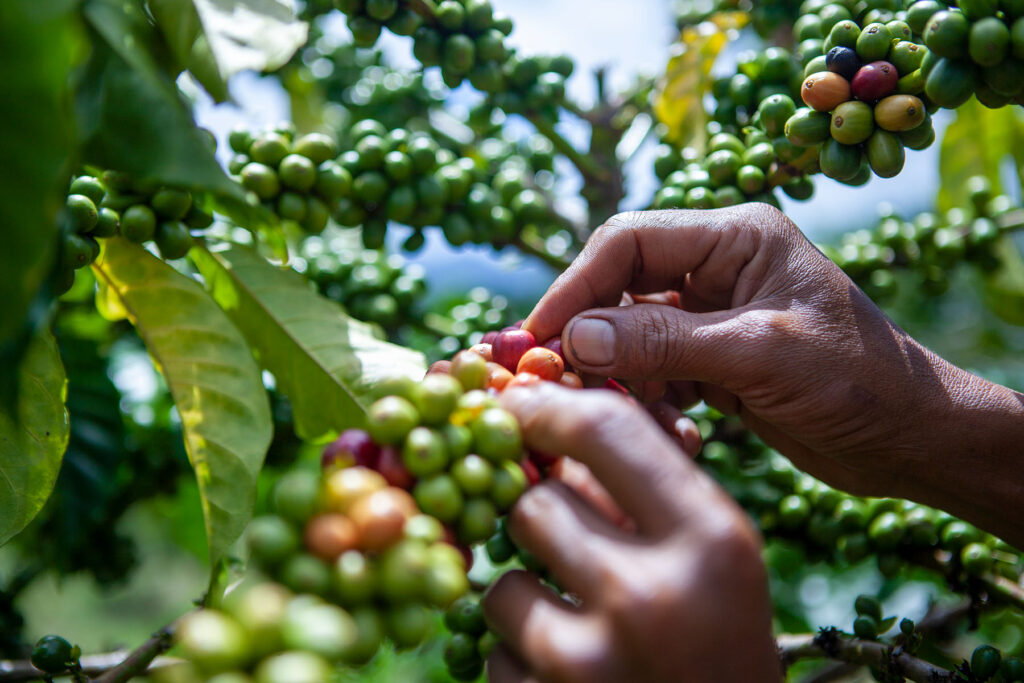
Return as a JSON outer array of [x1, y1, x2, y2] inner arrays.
[[483, 382, 779, 683], [524, 204, 996, 500]]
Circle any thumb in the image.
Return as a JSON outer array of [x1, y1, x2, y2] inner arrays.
[[561, 303, 769, 385]]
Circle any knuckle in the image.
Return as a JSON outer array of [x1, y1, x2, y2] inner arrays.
[[632, 306, 680, 374]]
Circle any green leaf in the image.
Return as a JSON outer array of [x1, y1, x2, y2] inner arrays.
[[938, 99, 1024, 212], [654, 12, 748, 150], [92, 238, 272, 565], [148, 0, 230, 102], [192, 244, 427, 441], [0, 0, 77, 405], [0, 329, 70, 546], [192, 0, 308, 77], [983, 235, 1024, 327], [77, 0, 262, 227]]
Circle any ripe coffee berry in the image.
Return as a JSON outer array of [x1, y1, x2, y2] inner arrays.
[[801, 71, 852, 111], [321, 429, 379, 470], [492, 329, 537, 371], [516, 347, 564, 381], [851, 61, 898, 101], [826, 46, 861, 80]]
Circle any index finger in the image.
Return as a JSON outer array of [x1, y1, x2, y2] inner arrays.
[[499, 382, 710, 537], [524, 208, 759, 342]]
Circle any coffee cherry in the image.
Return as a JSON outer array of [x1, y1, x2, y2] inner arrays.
[[254, 651, 331, 683], [961, 542, 993, 575], [413, 474, 464, 523], [972, 645, 1002, 679], [485, 362, 514, 391], [874, 95, 926, 132], [854, 594, 883, 620], [856, 23, 892, 62], [281, 599, 357, 661], [304, 514, 359, 562], [332, 550, 377, 606], [558, 372, 584, 389], [402, 426, 450, 477], [30, 635, 74, 674], [472, 408, 523, 462], [247, 515, 300, 565], [851, 61, 898, 101], [490, 460, 528, 510], [516, 346, 564, 381], [322, 429, 379, 470], [413, 374, 462, 424], [423, 557, 470, 607], [377, 538, 429, 602], [853, 614, 879, 639], [451, 453, 496, 496], [404, 514, 445, 544], [122, 204, 157, 243], [349, 487, 417, 551], [151, 187, 192, 220], [830, 100, 875, 144], [493, 329, 537, 371], [451, 350, 488, 391], [324, 466, 387, 513], [367, 395, 419, 444], [801, 71, 851, 111], [459, 497, 499, 543], [273, 470, 321, 524], [281, 554, 332, 595], [386, 603, 433, 649], [176, 610, 252, 674]]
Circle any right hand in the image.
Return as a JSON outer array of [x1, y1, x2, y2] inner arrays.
[[524, 204, 991, 500]]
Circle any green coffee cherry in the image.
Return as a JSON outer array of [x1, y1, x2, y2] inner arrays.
[[31, 635, 74, 674], [367, 395, 420, 444], [472, 408, 523, 462]]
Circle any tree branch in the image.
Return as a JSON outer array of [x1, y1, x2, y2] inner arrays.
[[526, 114, 610, 185], [0, 653, 181, 683], [92, 624, 176, 683], [512, 234, 573, 271], [778, 631, 958, 683]]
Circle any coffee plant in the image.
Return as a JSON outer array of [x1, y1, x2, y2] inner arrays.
[[2, 0, 1024, 681]]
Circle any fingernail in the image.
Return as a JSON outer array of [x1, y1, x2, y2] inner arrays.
[[568, 318, 616, 366]]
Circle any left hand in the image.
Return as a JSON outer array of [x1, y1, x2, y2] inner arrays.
[[483, 382, 779, 683]]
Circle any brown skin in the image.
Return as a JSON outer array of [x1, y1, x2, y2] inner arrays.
[[525, 205, 1024, 546], [486, 383, 780, 683], [485, 204, 1024, 682]]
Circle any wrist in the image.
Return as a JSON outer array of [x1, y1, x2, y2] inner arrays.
[[896, 354, 1024, 545]]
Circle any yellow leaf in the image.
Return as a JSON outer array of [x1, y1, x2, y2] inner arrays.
[[654, 11, 749, 151]]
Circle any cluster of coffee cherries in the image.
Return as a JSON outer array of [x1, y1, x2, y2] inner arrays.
[[334, 0, 425, 47], [408, 0, 515, 91], [419, 286, 514, 360], [441, 596, 498, 680], [334, 119, 549, 250], [794, 17, 933, 181], [301, 241, 427, 329], [710, 47, 803, 131], [696, 433, 1023, 583], [822, 174, 1019, 299], [228, 125, 344, 235], [56, 170, 213, 292], [653, 122, 814, 210], [910, 0, 1024, 108], [843, 594, 1024, 680]]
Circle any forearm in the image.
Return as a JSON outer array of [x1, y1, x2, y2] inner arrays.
[[900, 360, 1024, 548]]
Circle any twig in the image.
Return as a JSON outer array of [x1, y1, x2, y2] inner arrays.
[[512, 234, 573, 271], [91, 624, 177, 683], [526, 114, 610, 184], [778, 632, 957, 683], [0, 654, 181, 683]]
